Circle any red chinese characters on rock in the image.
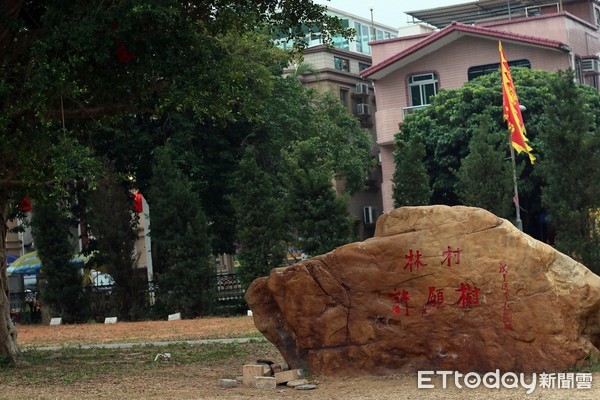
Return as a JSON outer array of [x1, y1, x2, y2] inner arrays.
[[387, 247, 485, 317], [422, 287, 444, 316], [455, 283, 480, 308], [441, 246, 462, 267], [499, 263, 513, 330], [404, 249, 427, 272], [388, 288, 411, 316]]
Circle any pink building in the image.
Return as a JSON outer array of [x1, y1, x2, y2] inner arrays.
[[363, 0, 600, 212]]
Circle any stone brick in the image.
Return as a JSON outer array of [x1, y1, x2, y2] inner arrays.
[[243, 364, 267, 386], [257, 362, 272, 376], [274, 369, 303, 384], [253, 376, 276, 389], [270, 363, 282, 375], [218, 379, 237, 388], [286, 379, 309, 387]]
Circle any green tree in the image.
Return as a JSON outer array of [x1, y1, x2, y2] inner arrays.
[[283, 140, 356, 256], [86, 168, 145, 321], [146, 147, 214, 317], [537, 71, 600, 272], [454, 114, 514, 218], [1, 0, 351, 364], [230, 81, 371, 287], [393, 129, 432, 207], [231, 147, 288, 289], [31, 197, 88, 323]]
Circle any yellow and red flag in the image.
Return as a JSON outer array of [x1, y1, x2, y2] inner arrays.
[[499, 41, 535, 163]]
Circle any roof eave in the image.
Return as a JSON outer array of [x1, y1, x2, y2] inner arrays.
[[362, 25, 569, 80]]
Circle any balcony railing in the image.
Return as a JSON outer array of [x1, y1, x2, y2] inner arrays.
[[402, 104, 430, 117]]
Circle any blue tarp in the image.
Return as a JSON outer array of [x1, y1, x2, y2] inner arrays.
[[7, 251, 86, 276], [6, 254, 18, 266]]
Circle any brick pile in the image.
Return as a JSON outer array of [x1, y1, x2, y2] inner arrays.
[[219, 360, 316, 390]]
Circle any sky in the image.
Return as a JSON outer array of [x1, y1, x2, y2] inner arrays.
[[313, 0, 473, 28]]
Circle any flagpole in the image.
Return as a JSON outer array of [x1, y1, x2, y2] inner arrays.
[[509, 137, 523, 231], [500, 41, 533, 231]]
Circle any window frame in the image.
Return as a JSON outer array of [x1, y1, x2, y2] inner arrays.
[[468, 59, 531, 81], [408, 72, 439, 107], [334, 56, 350, 72]]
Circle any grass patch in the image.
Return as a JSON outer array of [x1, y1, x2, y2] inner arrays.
[[0, 340, 281, 386], [582, 353, 600, 372]]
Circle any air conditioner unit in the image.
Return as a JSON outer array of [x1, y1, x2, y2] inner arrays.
[[582, 58, 600, 73], [357, 103, 370, 115], [355, 83, 369, 94], [363, 206, 377, 225]]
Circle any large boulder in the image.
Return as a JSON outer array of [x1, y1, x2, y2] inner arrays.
[[245, 206, 600, 376]]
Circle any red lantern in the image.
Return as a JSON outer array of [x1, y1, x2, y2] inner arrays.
[[18, 197, 32, 212], [133, 192, 143, 213]]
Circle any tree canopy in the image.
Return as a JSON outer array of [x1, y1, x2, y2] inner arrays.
[[0, 0, 357, 364]]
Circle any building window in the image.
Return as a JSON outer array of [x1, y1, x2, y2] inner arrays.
[[595, 7, 600, 26], [359, 62, 371, 72], [408, 73, 439, 107], [334, 56, 350, 72], [354, 22, 372, 54], [468, 60, 531, 81], [339, 88, 349, 106], [332, 19, 350, 51]]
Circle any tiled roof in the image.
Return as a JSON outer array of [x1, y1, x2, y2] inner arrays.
[[362, 21, 569, 79]]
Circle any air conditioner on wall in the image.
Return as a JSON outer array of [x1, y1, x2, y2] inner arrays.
[[357, 103, 370, 115], [582, 58, 600, 73], [363, 206, 377, 225], [355, 83, 369, 94]]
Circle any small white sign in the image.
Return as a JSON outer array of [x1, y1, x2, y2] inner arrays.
[[49, 317, 62, 326], [168, 312, 181, 321], [104, 317, 117, 324], [247, 310, 253, 317]]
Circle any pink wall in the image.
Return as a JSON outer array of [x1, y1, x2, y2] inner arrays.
[[487, 14, 600, 56], [371, 34, 430, 63]]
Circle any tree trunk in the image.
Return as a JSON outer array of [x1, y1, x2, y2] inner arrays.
[[0, 194, 23, 364]]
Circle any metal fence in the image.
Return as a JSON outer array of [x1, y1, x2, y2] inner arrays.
[[10, 273, 246, 324]]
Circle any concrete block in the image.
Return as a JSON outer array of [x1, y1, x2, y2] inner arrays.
[[259, 363, 272, 376], [218, 379, 237, 388], [168, 312, 181, 321], [243, 364, 267, 386], [274, 369, 303, 384], [253, 376, 276, 389]]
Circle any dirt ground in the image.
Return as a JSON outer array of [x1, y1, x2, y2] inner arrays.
[[15, 316, 259, 347], [8, 317, 600, 400]]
